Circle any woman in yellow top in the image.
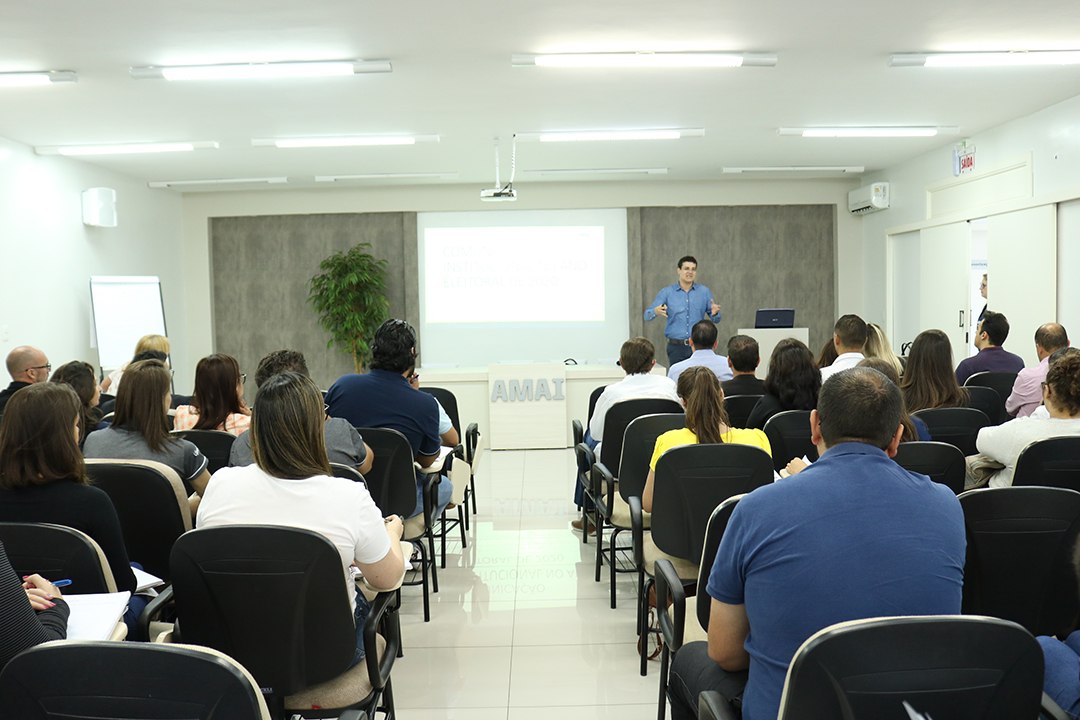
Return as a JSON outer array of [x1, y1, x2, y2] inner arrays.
[[643, 365, 771, 512]]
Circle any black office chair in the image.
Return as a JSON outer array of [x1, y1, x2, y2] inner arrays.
[[966, 370, 1020, 407], [0, 641, 291, 720], [655, 496, 744, 720], [965, 384, 1008, 425], [173, 429, 237, 474], [419, 386, 470, 543], [360, 426, 438, 622], [156, 525, 398, 720], [960, 486, 1080, 638], [698, 615, 1065, 720], [587, 384, 607, 427], [596, 413, 685, 609], [893, 441, 966, 495], [0, 522, 118, 594], [762, 410, 818, 472], [330, 462, 368, 487], [1013, 437, 1080, 491], [723, 394, 763, 429], [912, 407, 991, 457], [633, 444, 773, 675], [85, 459, 192, 582]]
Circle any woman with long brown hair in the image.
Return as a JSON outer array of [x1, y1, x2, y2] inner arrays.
[[747, 338, 822, 429], [172, 353, 251, 436], [899, 329, 969, 413], [50, 360, 107, 447]]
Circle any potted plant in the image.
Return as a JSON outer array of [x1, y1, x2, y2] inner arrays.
[[308, 243, 390, 372]]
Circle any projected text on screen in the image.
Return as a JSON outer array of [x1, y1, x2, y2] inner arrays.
[[424, 226, 605, 323]]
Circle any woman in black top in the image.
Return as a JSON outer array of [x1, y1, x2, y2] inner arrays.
[[0, 540, 68, 668], [746, 338, 822, 430]]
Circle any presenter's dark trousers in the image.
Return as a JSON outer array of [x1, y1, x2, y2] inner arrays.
[[668, 642, 747, 720], [666, 340, 692, 368]]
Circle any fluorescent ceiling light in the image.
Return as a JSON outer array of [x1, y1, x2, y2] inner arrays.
[[513, 52, 776, 68], [722, 166, 864, 173], [0, 70, 77, 87], [523, 167, 669, 175], [518, 129, 703, 143], [148, 177, 288, 188], [252, 135, 439, 149], [891, 51, 1080, 68], [315, 172, 459, 182], [131, 60, 391, 81], [36, 141, 219, 156], [778, 127, 950, 138]]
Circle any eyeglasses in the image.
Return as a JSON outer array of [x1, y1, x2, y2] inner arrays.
[[26, 364, 51, 373], [240, 373, 247, 383], [324, 403, 330, 414]]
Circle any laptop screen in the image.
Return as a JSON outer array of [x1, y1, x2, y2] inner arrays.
[[754, 308, 795, 329]]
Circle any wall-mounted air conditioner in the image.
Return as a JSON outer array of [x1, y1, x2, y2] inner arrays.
[[848, 182, 890, 215]]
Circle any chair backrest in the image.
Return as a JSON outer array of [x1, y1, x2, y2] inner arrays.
[[651, 444, 773, 564], [170, 525, 356, 697], [356, 427, 419, 517], [911, 407, 990, 457], [617, 413, 686, 500], [695, 495, 744, 633], [85, 459, 192, 581], [599, 398, 684, 477], [329, 462, 367, 487], [420, 386, 460, 433], [776, 615, 1044, 720], [0, 641, 270, 719], [965, 371, 1020, 402], [723, 394, 763, 429], [964, 385, 1008, 425], [762, 410, 818, 472], [172, 429, 237, 474], [960, 486, 1080, 637], [587, 385, 607, 426], [1013, 436, 1080, 491], [0, 522, 117, 593], [893, 441, 966, 495]]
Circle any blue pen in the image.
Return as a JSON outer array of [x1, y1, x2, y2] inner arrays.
[[52, 579, 72, 588]]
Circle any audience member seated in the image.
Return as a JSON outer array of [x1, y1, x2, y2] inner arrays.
[[229, 349, 373, 474], [100, 334, 170, 395], [172, 353, 251, 436], [899, 329, 969, 413], [1006, 323, 1070, 418], [198, 371, 405, 667], [0, 383, 142, 627], [0, 540, 68, 669], [1038, 537, 1080, 716], [667, 320, 734, 384], [325, 319, 451, 521], [745, 339, 821, 430], [0, 345, 50, 418], [816, 336, 838, 369], [721, 335, 765, 397], [1032, 348, 1080, 419], [50, 360, 107, 448], [820, 314, 868, 382], [667, 367, 965, 720], [643, 366, 771, 513], [859, 357, 929, 441], [955, 310, 1025, 385], [967, 353, 1080, 489], [83, 359, 211, 496], [863, 322, 904, 379]]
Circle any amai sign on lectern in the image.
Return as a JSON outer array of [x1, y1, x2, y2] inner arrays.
[[488, 364, 568, 449]]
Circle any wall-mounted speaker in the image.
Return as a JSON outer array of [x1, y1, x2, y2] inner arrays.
[[82, 187, 117, 227]]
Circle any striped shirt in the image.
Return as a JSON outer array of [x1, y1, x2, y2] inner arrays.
[[0, 541, 68, 669]]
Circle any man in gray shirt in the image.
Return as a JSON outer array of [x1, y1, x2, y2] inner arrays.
[[228, 350, 373, 473]]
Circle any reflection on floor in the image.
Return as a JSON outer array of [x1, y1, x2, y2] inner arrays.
[[393, 448, 661, 720]]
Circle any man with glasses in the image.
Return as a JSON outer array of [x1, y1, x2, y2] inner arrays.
[[0, 346, 51, 417]]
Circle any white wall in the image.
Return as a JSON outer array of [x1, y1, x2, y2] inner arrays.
[[179, 178, 864, 371], [861, 91, 1080, 325], [0, 136, 187, 388]]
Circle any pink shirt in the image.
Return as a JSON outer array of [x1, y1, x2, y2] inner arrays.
[[1005, 357, 1048, 418], [172, 405, 251, 436]]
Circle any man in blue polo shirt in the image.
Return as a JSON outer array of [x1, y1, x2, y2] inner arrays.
[[644, 256, 722, 367], [325, 319, 452, 520], [667, 367, 965, 720]]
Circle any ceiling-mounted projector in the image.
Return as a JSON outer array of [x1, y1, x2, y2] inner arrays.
[[480, 186, 517, 202]]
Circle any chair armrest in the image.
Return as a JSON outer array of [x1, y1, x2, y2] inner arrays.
[[363, 591, 400, 692], [572, 419, 584, 447], [452, 443, 465, 461], [465, 423, 480, 463], [422, 473, 440, 527], [630, 495, 645, 567], [593, 461, 616, 519], [337, 712, 369, 720], [655, 558, 687, 654], [1042, 692, 1071, 720], [698, 691, 740, 720], [139, 584, 174, 642]]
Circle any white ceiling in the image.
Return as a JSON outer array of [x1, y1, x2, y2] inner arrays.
[[3, 1, 1080, 191]]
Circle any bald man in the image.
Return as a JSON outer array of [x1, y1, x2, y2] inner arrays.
[[1006, 323, 1070, 418], [0, 346, 51, 417]]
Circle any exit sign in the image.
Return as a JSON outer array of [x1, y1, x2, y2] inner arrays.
[[954, 141, 976, 175]]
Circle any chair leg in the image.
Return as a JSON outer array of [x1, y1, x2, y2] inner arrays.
[[581, 502, 589, 545], [440, 510, 447, 570], [636, 565, 645, 635], [594, 517, 604, 582], [658, 644, 669, 720], [610, 528, 621, 609], [381, 675, 396, 720], [462, 489, 471, 531], [457, 505, 467, 548], [470, 472, 477, 515], [394, 589, 405, 657], [414, 541, 431, 622], [640, 577, 653, 677], [428, 531, 439, 593]]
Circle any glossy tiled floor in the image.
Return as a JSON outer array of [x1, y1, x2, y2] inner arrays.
[[393, 449, 662, 720]]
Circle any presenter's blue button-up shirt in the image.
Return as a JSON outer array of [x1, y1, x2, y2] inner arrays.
[[644, 282, 721, 340]]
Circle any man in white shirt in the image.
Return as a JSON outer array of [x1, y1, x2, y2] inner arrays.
[[1006, 323, 1069, 418], [668, 320, 735, 384], [820, 315, 868, 382]]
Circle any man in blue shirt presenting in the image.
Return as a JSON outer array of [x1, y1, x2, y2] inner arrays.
[[644, 256, 721, 367]]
